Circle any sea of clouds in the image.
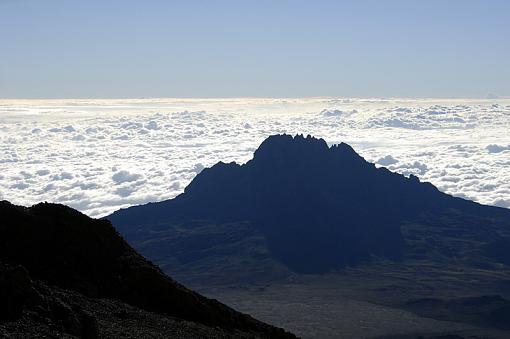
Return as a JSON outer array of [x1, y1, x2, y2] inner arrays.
[[1, 98, 509, 217]]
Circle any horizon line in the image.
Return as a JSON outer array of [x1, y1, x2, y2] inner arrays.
[[0, 95, 508, 102]]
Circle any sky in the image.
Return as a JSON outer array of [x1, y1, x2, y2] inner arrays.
[[1, 0, 509, 99]]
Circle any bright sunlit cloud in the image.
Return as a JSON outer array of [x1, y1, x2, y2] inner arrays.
[[1, 97, 509, 217]]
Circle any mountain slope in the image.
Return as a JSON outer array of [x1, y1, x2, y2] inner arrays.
[[0, 200, 295, 338], [108, 134, 510, 279]]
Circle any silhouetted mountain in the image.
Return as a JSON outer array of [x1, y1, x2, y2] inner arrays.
[[108, 134, 510, 279], [0, 201, 295, 338]]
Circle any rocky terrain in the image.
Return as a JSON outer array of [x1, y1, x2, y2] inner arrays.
[[0, 200, 295, 338]]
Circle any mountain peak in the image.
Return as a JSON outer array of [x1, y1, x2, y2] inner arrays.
[[252, 134, 366, 170], [254, 134, 328, 161], [108, 133, 510, 279], [110, 134, 411, 273]]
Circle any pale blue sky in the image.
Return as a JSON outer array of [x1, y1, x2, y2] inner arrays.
[[1, 0, 509, 98]]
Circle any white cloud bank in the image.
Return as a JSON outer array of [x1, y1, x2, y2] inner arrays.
[[0, 98, 509, 217]]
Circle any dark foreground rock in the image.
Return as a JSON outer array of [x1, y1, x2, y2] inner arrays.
[[0, 200, 295, 338], [0, 262, 278, 338]]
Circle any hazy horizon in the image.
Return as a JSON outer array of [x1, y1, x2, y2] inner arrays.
[[1, 95, 509, 101]]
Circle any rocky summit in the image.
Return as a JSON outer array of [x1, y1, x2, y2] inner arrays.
[[108, 134, 510, 279]]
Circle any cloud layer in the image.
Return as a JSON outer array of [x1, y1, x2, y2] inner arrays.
[[1, 98, 509, 217]]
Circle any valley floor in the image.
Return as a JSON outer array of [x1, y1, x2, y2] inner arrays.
[[193, 261, 510, 339]]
